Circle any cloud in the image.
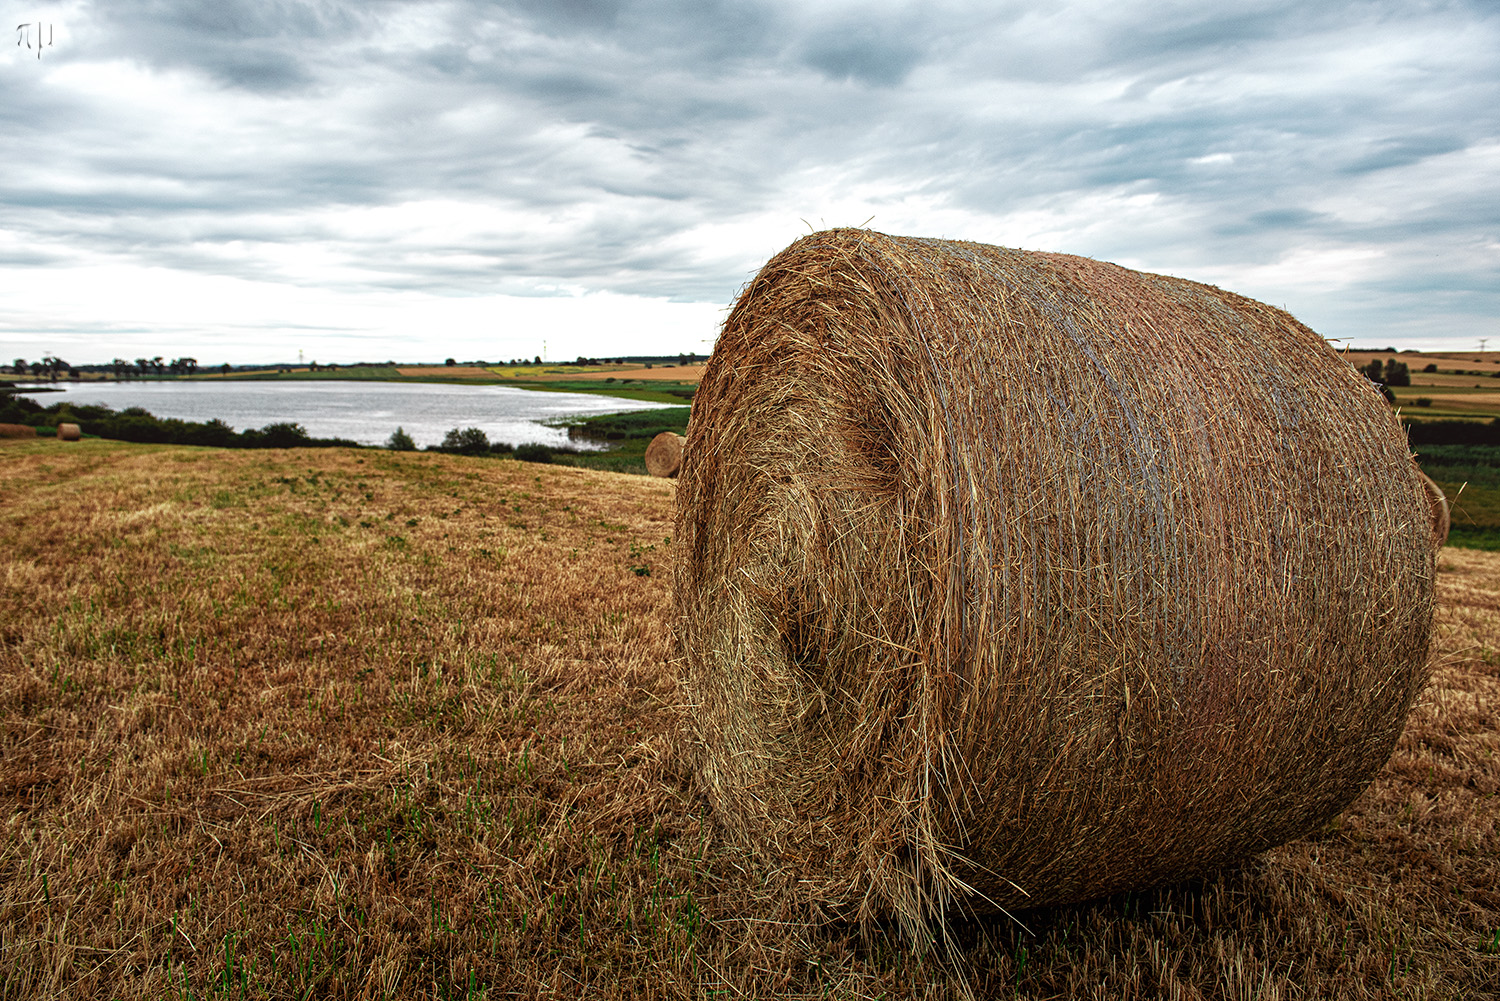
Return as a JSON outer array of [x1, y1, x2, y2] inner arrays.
[[1, 0, 1497, 363]]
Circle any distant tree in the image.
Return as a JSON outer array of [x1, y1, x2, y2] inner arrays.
[[1385, 359, 1411, 386], [514, 443, 552, 464], [386, 426, 417, 451], [151, 356, 164, 375], [533, 355, 542, 365], [12, 358, 25, 375], [251, 422, 311, 448], [30, 361, 44, 377], [135, 358, 150, 377], [445, 358, 456, 367], [1362, 359, 1384, 383], [440, 426, 490, 455], [1423, 363, 1438, 373], [220, 363, 231, 375]]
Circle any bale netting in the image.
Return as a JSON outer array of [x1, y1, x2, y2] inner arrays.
[[56, 423, 81, 442], [645, 431, 685, 478], [674, 229, 1435, 930]]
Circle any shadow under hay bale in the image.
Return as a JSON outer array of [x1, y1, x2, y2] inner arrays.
[[56, 423, 81, 441], [0, 423, 37, 438], [645, 431, 685, 478], [674, 229, 1434, 932]]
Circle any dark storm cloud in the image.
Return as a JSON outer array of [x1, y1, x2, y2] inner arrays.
[[1342, 136, 1470, 175], [3, 0, 1498, 353], [88, 0, 386, 91]]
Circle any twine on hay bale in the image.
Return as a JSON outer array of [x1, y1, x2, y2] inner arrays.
[[0, 423, 37, 438], [1418, 471, 1449, 548], [674, 229, 1434, 930], [56, 423, 81, 442], [645, 431, 685, 478]]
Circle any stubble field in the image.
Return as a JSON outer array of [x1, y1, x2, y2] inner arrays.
[[1, 439, 1497, 999]]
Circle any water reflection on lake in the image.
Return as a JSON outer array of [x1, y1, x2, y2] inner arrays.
[[44, 379, 680, 449]]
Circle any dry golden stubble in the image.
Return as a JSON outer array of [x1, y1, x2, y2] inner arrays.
[[0, 438, 1495, 999]]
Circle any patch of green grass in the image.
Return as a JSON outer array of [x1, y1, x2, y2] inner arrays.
[[213, 365, 697, 404], [561, 407, 691, 442], [1435, 478, 1500, 528], [498, 379, 696, 406], [1447, 527, 1500, 551]]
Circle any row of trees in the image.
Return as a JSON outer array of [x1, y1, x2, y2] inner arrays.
[[7, 357, 211, 380], [1361, 358, 1411, 387], [10, 356, 76, 379], [109, 357, 201, 378]]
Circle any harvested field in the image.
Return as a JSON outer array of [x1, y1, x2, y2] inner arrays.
[[393, 366, 502, 379], [545, 365, 708, 383], [0, 439, 1497, 999]]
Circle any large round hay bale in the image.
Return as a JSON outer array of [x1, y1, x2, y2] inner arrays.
[[675, 229, 1434, 926], [56, 423, 81, 441], [1419, 470, 1450, 548], [0, 423, 37, 438], [644, 431, 685, 478]]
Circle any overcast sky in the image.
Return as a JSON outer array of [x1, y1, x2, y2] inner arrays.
[[2, 0, 1497, 366]]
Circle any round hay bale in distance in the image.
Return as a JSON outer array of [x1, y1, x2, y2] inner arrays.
[[1419, 470, 1450, 548], [0, 423, 37, 439], [644, 431, 685, 478], [56, 423, 82, 441], [675, 229, 1434, 926]]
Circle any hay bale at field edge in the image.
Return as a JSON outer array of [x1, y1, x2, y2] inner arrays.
[[56, 423, 81, 441], [675, 228, 1434, 931], [644, 431, 685, 478], [0, 423, 36, 438], [1419, 470, 1450, 548]]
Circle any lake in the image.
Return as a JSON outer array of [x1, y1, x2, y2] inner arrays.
[[40, 380, 680, 449]]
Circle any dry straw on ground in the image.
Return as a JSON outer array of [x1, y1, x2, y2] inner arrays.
[[676, 228, 1436, 931], [645, 431, 685, 478], [0, 440, 1496, 998], [0, 423, 36, 438]]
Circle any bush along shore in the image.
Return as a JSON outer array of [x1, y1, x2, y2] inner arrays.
[[378, 408, 692, 476], [0, 397, 692, 475], [0, 397, 359, 449]]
